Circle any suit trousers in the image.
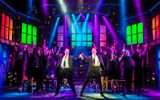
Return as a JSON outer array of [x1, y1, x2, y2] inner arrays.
[[56, 68, 76, 95], [81, 67, 103, 94]]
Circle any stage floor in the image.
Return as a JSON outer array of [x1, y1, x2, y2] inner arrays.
[[0, 85, 160, 100]]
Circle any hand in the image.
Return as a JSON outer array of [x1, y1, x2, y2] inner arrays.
[[79, 54, 83, 59], [144, 43, 148, 48]]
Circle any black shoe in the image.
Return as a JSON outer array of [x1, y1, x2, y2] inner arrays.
[[138, 89, 144, 92], [100, 93, 105, 98], [74, 94, 77, 97], [54, 93, 59, 96], [80, 92, 83, 96]]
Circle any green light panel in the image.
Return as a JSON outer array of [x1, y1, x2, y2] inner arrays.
[[27, 35, 32, 44], [21, 23, 38, 45], [87, 42, 92, 46], [126, 22, 143, 45], [22, 23, 27, 33], [33, 26, 37, 36], [132, 35, 137, 44], [127, 36, 131, 45], [126, 26, 131, 35], [21, 33, 27, 44], [132, 24, 137, 35], [138, 34, 143, 44], [33, 36, 37, 45], [72, 42, 76, 46], [28, 25, 32, 35], [138, 22, 143, 33]]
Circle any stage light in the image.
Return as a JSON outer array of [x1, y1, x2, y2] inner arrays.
[[102, 16, 119, 45], [42, 0, 48, 16], [58, 0, 68, 14], [82, 13, 90, 33], [120, 0, 127, 42], [48, 17, 60, 49], [134, 0, 147, 42], [95, 0, 104, 12], [76, 13, 81, 22], [28, 0, 33, 15], [71, 14, 81, 34], [93, 14, 99, 47], [64, 15, 68, 47]]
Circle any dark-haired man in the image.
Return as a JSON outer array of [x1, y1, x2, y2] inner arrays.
[[80, 48, 105, 97]]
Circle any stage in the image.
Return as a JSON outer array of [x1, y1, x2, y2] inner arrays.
[[0, 85, 160, 100]]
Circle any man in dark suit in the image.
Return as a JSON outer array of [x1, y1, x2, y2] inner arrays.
[[80, 47, 105, 97], [53, 48, 77, 96]]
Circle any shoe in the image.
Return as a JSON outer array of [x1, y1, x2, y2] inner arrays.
[[80, 92, 83, 96], [74, 94, 77, 97], [54, 93, 59, 96], [100, 93, 105, 98]]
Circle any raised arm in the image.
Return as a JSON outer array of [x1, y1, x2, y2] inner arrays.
[[56, 47, 61, 55], [81, 53, 89, 63], [119, 51, 125, 61], [142, 43, 148, 56]]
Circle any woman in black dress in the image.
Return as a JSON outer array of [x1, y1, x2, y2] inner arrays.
[[101, 49, 110, 92], [122, 50, 133, 93], [110, 48, 123, 91]]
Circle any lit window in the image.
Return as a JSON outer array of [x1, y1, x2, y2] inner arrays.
[[71, 22, 92, 47], [21, 23, 38, 45], [152, 14, 160, 40], [1, 12, 13, 41], [126, 22, 143, 45]]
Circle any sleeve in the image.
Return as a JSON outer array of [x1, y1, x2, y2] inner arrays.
[[52, 54, 59, 61]]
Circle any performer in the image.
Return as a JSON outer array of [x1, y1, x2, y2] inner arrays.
[[80, 47, 105, 97], [26, 48, 34, 92], [101, 48, 110, 92], [109, 46, 123, 92], [122, 50, 133, 93], [142, 43, 148, 86], [33, 48, 46, 93], [52, 48, 78, 96], [131, 45, 143, 93], [14, 51, 24, 87]]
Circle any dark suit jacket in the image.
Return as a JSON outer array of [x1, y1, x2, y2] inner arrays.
[[52, 54, 78, 76], [83, 54, 105, 72]]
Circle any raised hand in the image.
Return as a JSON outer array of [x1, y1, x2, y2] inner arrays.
[[79, 54, 84, 59]]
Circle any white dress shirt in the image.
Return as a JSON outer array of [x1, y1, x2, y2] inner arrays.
[[92, 54, 100, 66], [61, 55, 69, 68]]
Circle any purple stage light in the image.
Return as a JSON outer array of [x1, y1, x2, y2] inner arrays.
[[64, 15, 68, 48], [42, 0, 48, 16], [102, 16, 121, 48], [102, 16, 118, 41], [93, 14, 100, 48], [134, 0, 148, 42]]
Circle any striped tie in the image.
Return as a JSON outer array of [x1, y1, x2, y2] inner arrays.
[[63, 56, 67, 68], [92, 54, 96, 66]]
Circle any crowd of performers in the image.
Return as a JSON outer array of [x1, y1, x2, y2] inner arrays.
[[9, 41, 148, 97]]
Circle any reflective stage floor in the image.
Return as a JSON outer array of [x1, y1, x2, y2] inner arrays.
[[0, 85, 160, 100]]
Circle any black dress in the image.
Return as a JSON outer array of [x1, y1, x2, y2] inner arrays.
[[132, 52, 143, 90], [14, 53, 24, 86], [101, 53, 110, 76], [123, 56, 133, 92], [110, 59, 120, 80]]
